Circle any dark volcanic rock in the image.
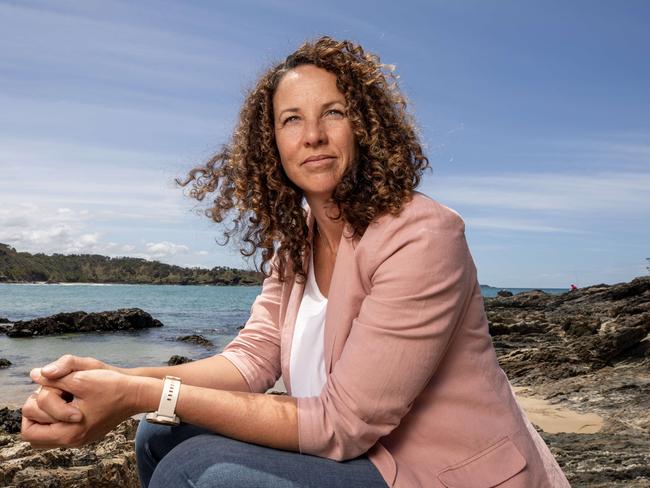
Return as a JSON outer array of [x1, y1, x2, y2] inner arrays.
[[5, 308, 163, 337], [0, 358, 11, 368], [487, 277, 650, 384], [176, 334, 214, 348], [167, 355, 193, 366], [0, 407, 21, 434], [0, 317, 10, 323], [497, 289, 513, 297], [0, 416, 140, 487]]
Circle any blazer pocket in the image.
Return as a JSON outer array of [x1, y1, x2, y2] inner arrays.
[[437, 436, 527, 488]]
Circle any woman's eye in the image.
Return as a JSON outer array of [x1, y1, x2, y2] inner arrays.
[[326, 109, 344, 117], [283, 115, 299, 124]]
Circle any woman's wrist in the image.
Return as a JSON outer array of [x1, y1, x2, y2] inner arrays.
[[126, 375, 163, 415]]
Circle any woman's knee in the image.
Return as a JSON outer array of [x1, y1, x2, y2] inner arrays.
[[149, 435, 295, 488]]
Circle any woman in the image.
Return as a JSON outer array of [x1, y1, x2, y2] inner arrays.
[[21, 37, 570, 487]]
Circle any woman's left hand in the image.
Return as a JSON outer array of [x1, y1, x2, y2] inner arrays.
[[22, 369, 138, 449]]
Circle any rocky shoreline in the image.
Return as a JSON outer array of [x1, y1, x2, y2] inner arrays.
[[1, 277, 648, 486], [487, 276, 650, 486]]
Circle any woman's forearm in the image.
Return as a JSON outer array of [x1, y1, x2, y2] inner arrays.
[[131, 376, 299, 452], [119, 355, 250, 392]]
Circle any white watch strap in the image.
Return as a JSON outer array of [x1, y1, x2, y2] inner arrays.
[[156, 376, 181, 420]]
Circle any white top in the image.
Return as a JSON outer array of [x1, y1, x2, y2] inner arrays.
[[289, 249, 328, 398]]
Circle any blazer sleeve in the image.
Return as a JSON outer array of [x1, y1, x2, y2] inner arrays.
[[297, 203, 477, 460], [219, 263, 284, 393]]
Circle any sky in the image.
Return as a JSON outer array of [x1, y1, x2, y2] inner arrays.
[[1, 0, 649, 288]]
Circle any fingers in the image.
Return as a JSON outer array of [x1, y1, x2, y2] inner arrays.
[[38, 387, 83, 422], [21, 416, 83, 449], [21, 390, 58, 424], [30, 368, 77, 392], [22, 386, 83, 424], [39, 354, 90, 379]]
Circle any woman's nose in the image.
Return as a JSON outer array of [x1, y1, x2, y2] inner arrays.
[[303, 119, 327, 147]]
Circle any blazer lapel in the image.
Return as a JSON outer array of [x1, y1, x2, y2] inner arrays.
[[323, 224, 355, 373]]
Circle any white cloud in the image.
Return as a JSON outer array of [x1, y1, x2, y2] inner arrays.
[[464, 217, 584, 234], [0, 202, 192, 261], [429, 171, 650, 215], [144, 241, 190, 258]]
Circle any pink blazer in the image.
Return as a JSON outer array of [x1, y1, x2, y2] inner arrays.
[[221, 192, 570, 488]]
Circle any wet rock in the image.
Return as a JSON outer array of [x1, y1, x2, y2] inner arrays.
[[176, 334, 214, 348], [4, 309, 163, 337], [0, 358, 11, 369], [167, 355, 193, 366]]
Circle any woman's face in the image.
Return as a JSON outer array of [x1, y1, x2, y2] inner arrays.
[[273, 64, 356, 201]]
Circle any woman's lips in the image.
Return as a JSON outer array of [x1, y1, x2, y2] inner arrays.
[[302, 156, 335, 166]]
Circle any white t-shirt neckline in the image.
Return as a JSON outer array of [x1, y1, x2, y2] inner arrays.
[[288, 248, 328, 398]]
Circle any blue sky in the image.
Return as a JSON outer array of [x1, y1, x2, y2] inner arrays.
[[1, 0, 648, 288]]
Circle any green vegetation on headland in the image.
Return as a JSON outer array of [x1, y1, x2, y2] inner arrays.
[[0, 243, 263, 285]]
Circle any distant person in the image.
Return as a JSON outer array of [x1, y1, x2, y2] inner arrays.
[[570, 284, 578, 292], [21, 37, 569, 487]]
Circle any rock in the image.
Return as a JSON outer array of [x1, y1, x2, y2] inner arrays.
[[0, 407, 21, 434], [497, 289, 513, 297], [167, 355, 193, 366], [0, 358, 11, 369], [176, 334, 214, 348], [487, 277, 650, 383], [0, 317, 10, 323], [486, 277, 650, 486], [540, 430, 650, 487], [0, 416, 140, 487], [5, 308, 163, 337]]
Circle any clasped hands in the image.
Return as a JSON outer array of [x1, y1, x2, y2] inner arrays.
[[21, 355, 138, 449]]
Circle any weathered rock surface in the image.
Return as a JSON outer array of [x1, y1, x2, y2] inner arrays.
[[0, 413, 140, 488], [0, 358, 11, 368], [176, 334, 214, 348], [167, 355, 193, 366], [486, 276, 650, 487], [4, 308, 163, 337]]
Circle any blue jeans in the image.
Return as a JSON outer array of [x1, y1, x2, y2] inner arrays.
[[135, 420, 389, 488]]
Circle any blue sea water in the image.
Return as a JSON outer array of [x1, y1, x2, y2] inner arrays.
[[0, 283, 567, 406]]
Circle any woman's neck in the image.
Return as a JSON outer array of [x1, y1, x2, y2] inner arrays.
[[306, 195, 344, 255]]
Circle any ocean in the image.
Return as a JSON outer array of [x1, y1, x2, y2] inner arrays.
[[0, 283, 567, 407]]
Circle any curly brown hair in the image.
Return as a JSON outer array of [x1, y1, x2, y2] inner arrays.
[[178, 36, 430, 283]]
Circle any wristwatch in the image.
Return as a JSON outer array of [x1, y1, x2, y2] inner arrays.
[[146, 376, 182, 426]]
